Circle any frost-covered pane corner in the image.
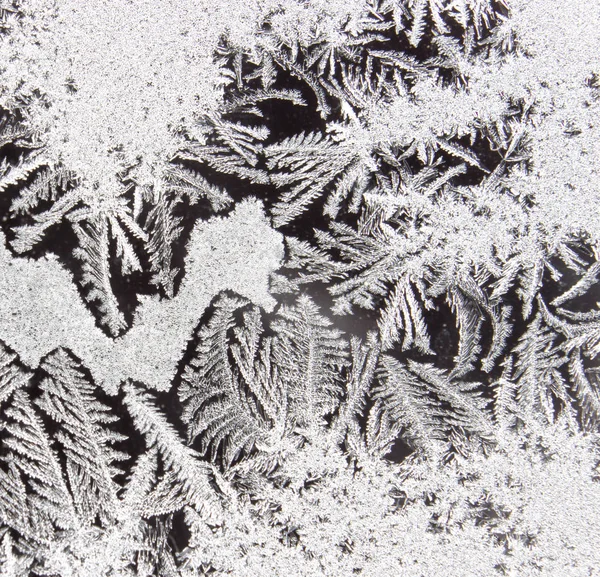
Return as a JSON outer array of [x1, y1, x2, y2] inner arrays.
[[1, 1, 600, 576]]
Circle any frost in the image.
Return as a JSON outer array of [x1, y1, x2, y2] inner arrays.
[[2, 0, 227, 187], [0, 199, 282, 392], [2, 0, 600, 575]]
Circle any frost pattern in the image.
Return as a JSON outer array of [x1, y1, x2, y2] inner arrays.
[[0, 199, 282, 392], [2, 0, 600, 575]]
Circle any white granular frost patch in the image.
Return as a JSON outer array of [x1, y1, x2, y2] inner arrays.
[[0, 0, 371, 187], [0, 199, 283, 392], [1, 0, 234, 186]]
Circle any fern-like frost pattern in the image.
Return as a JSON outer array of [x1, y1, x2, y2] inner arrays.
[[2, 0, 600, 575]]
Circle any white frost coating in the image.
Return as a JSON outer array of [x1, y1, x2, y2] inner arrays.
[[0, 199, 283, 392], [0, 0, 367, 191], [2, 0, 225, 188]]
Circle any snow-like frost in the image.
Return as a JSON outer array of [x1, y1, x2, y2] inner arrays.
[[0, 199, 283, 392], [2, 0, 219, 187], [1, 0, 367, 191]]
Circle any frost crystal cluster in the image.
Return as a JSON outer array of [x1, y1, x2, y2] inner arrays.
[[1, 1, 600, 576]]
